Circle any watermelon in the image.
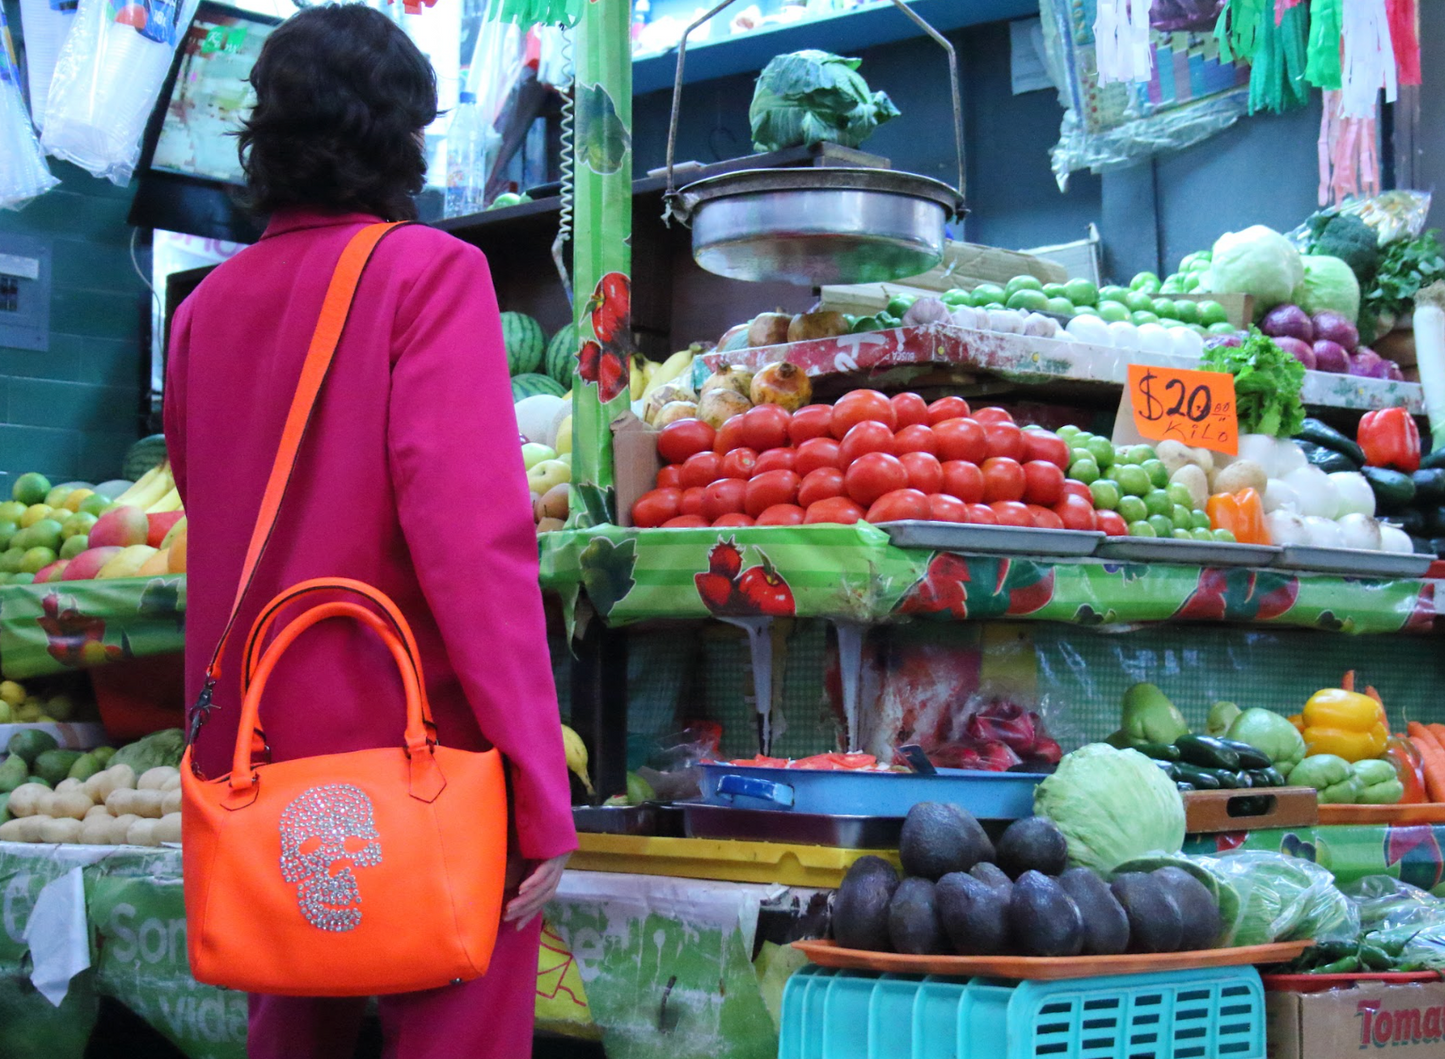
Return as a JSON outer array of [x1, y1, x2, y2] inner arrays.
[[502, 312, 545, 375], [545, 324, 577, 386], [511, 373, 566, 401]]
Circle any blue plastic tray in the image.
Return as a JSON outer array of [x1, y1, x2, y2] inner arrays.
[[700, 763, 1045, 819]]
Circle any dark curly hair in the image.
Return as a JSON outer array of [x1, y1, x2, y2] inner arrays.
[[238, 4, 438, 221]]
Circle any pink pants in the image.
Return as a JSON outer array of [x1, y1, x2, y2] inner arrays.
[[247, 916, 543, 1059]]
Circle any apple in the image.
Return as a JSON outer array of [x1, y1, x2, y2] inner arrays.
[[521, 443, 557, 471], [89, 504, 149, 548], [527, 459, 570, 496], [147, 511, 185, 548], [137, 549, 171, 577], [161, 516, 187, 549], [554, 416, 573, 455], [63, 546, 123, 580], [167, 529, 187, 573], [97, 545, 158, 579], [33, 560, 70, 584]]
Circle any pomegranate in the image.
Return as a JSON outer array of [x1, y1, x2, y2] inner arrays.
[[699, 364, 754, 398], [749, 361, 813, 412], [697, 388, 752, 430]]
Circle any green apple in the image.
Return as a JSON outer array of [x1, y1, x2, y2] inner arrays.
[[521, 443, 557, 471], [527, 459, 570, 495]]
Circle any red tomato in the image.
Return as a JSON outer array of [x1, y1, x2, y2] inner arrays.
[[966, 503, 998, 525], [632, 488, 682, 528], [831, 389, 896, 438], [718, 447, 759, 480], [701, 479, 748, 521], [789, 404, 835, 445], [927, 396, 971, 424], [933, 417, 987, 463], [1096, 510, 1129, 537], [744, 469, 801, 517], [754, 447, 797, 475], [739, 404, 791, 452], [755, 503, 806, 526], [927, 494, 970, 522], [866, 488, 929, 523], [798, 467, 846, 508], [981, 457, 1026, 503], [940, 460, 984, 503], [982, 421, 1025, 461], [1054, 494, 1098, 531], [1021, 429, 1071, 470], [893, 424, 938, 457], [845, 452, 909, 507], [839, 420, 895, 466], [662, 515, 709, 528], [1027, 504, 1065, 530], [899, 451, 943, 494], [991, 501, 1034, 527], [1060, 479, 1092, 503], [1022, 460, 1065, 506], [712, 513, 755, 528], [973, 407, 1015, 426], [680, 451, 723, 489], [713, 416, 748, 454], [890, 392, 930, 429], [657, 418, 716, 463], [656, 465, 683, 490], [795, 437, 843, 476], [680, 487, 706, 516], [805, 497, 866, 524]]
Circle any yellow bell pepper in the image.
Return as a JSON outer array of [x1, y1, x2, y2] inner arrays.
[[1302, 685, 1388, 763]]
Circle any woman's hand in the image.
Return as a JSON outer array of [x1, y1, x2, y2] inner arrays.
[[504, 852, 571, 928]]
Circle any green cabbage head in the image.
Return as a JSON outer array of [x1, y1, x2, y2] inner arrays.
[[750, 50, 900, 152], [1033, 743, 1185, 873], [1207, 225, 1304, 311], [1292, 254, 1361, 323]]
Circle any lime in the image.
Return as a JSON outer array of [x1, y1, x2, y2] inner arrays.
[[1064, 278, 1098, 306], [10, 573, 34, 585], [1152, 298, 1179, 320], [1097, 301, 1131, 323], [1148, 514, 1175, 538], [1142, 458, 1168, 488], [1103, 464, 1123, 483], [1191, 527, 1215, 542], [1005, 275, 1044, 297], [1173, 300, 1200, 325], [886, 293, 918, 318], [1071, 305, 1100, 316], [1045, 296, 1076, 316], [60, 512, 97, 541], [1128, 520, 1157, 538], [1070, 459, 1101, 485], [1085, 436, 1115, 468], [941, 288, 970, 307], [1196, 300, 1229, 327], [1192, 510, 1212, 531], [20, 547, 56, 575], [1006, 289, 1050, 312], [1117, 465, 1152, 497], [12, 473, 50, 507], [0, 501, 25, 523], [78, 494, 113, 518], [1191, 324, 1209, 337], [27, 519, 63, 552], [0, 548, 22, 574], [1144, 489, 1173, 518], [1171, 504, 1194, 528], [60, 535, 88, 561], [1057, 424, 1081, 440], [1070, 447, 1094, 469], [9, 526, 31, 551], [1043, 283, 1068, 298], [1208, 322, 1238, 336], [971, 283, 1006, 306], [1160, 317, 1185, 329], [982, 303, 1005, 311], [1117, 495, 1148, 523], [1123, 290, 1154, 313], [1124, 444, 1155, 465], [1167, 483, 1194, 508], [19, 505, 52, 529], [44, 486, 74, 509], [0, 522, 15, 549], [1099, 285, 1130, 304], [1131, 310, 1160, 327], [1213, 528, 1237, 543], [1089, 479, 1123, 511], [1172, 528, 1194, 541], [1130, 271, 1162, 293]]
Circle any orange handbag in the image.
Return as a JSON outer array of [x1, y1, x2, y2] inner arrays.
[[180, 222, 508, 997]]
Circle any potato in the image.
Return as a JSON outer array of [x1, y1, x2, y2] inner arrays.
[[55, 778, 85, 795], [125, 819, 161, 847], [1214, 459, 1267, 496], [35, 792, 57, 818], [160, 773, 181, 793], [84, 804, 112, 821], [7, 783, 48, 818], [39, 818, 83, 844], [51, 792, 94, 821], [84, 764, 135, 805], [130, 790, 165, 819], [79, 816, 124, 845], [0, 819, 33, 842], [1156, 440, 1201, 478], [138, 766, 180, 792], [155, 814, 182, 844], [106, 788, 139, 815], [1170, 464, 1210, 511], [112, 814, 140, 836], [161, 789, 182, 816]]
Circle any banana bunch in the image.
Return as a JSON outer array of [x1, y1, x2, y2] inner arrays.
[[631, 345, 697, 403], [114, 462, 183, 515], [560, 723, 594, 795]]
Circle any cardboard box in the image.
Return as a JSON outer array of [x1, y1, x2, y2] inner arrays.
[[612, 413, 661, 528], [1266, 980, 1445, 1059]]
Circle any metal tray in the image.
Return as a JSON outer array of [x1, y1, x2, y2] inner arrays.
[[1096, 538, 1281, 567], [682, 803, 905, 849], [1275, 545, 1434, 578], [877, 521, 1103, 557], [571, 805, 685, 837]]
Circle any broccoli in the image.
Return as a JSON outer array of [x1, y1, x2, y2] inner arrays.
[[1306, 212, 1381, 289]]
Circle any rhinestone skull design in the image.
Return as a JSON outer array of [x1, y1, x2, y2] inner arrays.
[[279, 784, 382, 932]]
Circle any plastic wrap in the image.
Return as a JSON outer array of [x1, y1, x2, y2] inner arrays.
[[1344, 875, 1445, 970], [17, 0, 77, 132], [40, 0, 200, 185], [1292, 191, 1433, 249], [1200, 850, 1360, 946], [0, 2, 58, 209]]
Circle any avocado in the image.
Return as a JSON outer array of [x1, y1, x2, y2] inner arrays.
[[969, 862, 1013, 895], [92, 747, 116, 765], [6, 729, 57, 766], [1153, 867, 1222, 951], [32, 749, 83, 787], [832, 856, 900, 952], [1008, 870, 1084, 957], [995, 817, 1069, 878], [1058, 867, 1130, 956], [1110, 873, 1183, 953], [0, 792, 10, 824], [936, 872, 1011, 955], [899, 802, 994, 881], [0, 755, 27, 793], [888, 877, 946, 955]]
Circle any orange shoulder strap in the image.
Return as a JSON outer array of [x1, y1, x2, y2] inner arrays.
[[191, 221, 408, 735]]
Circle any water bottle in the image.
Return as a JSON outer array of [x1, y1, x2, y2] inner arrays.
[[445, 91, 486, 218]]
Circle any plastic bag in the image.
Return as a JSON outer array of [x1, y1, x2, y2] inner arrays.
[[1344, 875, 1445, 970], [17, 0, 76, 132], [0, 2, 58, 210], [1291, 191, 1434, 250], [41, 0, 200, 185], [1200, 850, 1359, 946], [1151, 0, 1226, 33]]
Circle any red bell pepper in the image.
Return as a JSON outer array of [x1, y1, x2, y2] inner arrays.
[[1385, 736, 1429, 804], [1358, 407, 1421, 472]]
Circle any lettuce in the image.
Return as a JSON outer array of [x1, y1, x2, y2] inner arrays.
[[1207, 225, 1304, 311], [1201, 332, 1307, 438], [749, 50, 900, 153]]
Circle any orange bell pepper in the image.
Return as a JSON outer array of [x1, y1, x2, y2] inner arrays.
[[1207, 488, 1269, 545]]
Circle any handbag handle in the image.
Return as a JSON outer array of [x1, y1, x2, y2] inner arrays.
[[191, 222, 409, 744]]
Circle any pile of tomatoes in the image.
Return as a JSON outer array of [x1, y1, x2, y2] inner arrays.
[[631, 390, 1128, 533]]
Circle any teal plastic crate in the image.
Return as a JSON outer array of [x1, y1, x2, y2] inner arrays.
[[779, 964, 1266, 1059]]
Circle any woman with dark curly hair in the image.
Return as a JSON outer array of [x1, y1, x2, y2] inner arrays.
[[163, 6, 576, 1057]]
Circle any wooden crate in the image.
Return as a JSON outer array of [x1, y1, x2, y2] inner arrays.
[[1173, 292, 1254, 330], [1183, 786, 1319, 834]]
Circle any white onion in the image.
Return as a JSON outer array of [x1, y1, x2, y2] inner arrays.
[[951, 305, 980, 329], [1337, 513, 1384, 551], [1066, 314, 1113, 346], [1022, 313, 1059, 338], [987, 309, 1021, 334], [1379, 524, 1415, 554], [1266, 510, 1311, 547], [1238, 434, 1286, 477], [1135, 323, 1174, 355], [1272, 441, 1308, 477], [1327, 471, 1375, 518], [1263, 478, 1301, 514], [1303, 516, 1344, 549], [1281, 465, 1338, 519], [1170, 327, 1205, 359], [1106, 321, 1139, 349]]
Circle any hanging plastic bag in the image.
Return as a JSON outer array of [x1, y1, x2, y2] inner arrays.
[[18, 0, 77, 131], [0, 3, 59, 210], [41, 0, 200, 185]]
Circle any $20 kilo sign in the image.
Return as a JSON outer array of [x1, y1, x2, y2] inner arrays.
[[1126, 364, 1238, 456]]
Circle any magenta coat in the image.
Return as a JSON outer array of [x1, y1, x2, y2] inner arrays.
[[164, 208, 577, 862]]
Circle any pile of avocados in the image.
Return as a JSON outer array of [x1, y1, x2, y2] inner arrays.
[[832, 802, 1223, 959]]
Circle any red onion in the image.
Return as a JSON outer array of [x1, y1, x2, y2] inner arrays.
[[1348, 347, 1389, 378], [1385, 359, 1406, 381], [1205, 334, 1244, 349], [1260, 304, 1314, 344], [1273, 335, 1316, 369], [1311, 311, 1359, 353], [1311, 339, 1350, 373]]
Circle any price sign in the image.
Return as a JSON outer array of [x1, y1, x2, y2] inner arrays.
[[1126, 364, 1238, 456]]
